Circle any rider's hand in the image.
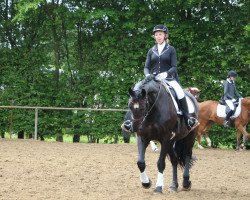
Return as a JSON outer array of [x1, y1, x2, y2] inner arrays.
[[155, 72, 168, 81], [232, 99, 236, 102], [145, 74, 154, 82]]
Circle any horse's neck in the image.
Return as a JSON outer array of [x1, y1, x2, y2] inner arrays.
[[242, 98, 250, 111], [148, 89, 175, 115]]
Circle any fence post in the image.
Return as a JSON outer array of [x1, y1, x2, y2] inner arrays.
[[34, 108, 38, 140]]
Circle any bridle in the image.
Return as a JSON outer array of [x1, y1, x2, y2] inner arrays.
[[131, 84, 162, 129]]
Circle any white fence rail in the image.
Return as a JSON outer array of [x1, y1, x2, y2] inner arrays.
[[0, 106, 128, 140]]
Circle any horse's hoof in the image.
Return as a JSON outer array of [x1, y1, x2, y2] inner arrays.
[[182, 180, 192, 191], [235, 146, 240, 151], [169, 185, 178, 192], [142, 179, 151, 189], [154, 186, 163, 193]]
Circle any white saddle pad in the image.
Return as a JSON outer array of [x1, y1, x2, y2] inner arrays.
[[216, 99, 242, 118], [161, 82, 195, 114]]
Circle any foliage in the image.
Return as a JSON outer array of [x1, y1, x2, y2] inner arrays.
[[0, 0, 249, 145]]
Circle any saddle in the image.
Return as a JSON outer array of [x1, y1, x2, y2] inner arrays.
[[160, 81, 195, 114], [136, 79, 195, 114], [217, 99, 242, 119], [219, 98, 239, 107]]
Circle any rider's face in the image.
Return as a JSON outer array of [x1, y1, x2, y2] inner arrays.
[[231, 77, 236, 81], [154, 31, 166, 44]]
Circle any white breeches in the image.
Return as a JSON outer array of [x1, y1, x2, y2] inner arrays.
[[165, 80, 185, 99], [225, 100, 235, 110]]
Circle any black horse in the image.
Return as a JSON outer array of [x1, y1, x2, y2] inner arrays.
[[128, 79, 198, 193]]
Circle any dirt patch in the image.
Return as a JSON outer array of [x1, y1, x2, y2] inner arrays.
[[0, 139, 249, 200]]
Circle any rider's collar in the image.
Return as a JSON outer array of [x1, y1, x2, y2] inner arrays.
[[227, 78, 234, 84]]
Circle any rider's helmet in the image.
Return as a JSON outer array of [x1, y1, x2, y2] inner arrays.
[[153, 24, 168, 34], [227, 70, 237, 78]]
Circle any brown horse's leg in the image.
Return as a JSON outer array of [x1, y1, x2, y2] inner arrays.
[[197, 121, 213, 149], [196, 122, 208, 149], [236, 124, 250, 138], [236, 129, 242, 150], [236, 125, 248, 150], [196, 132, 203, 149]]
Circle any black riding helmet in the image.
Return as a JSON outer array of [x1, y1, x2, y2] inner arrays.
[[227, 70, 237, 78], [153, 24, 168, 34]]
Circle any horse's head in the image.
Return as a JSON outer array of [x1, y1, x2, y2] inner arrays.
[[128, 80, 160, 116], [128, 88, 147, 121], [128, 80, 162, 133], [187, 87, 201, 100]]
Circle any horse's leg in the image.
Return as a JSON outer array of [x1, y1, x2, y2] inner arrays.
[[196, 131, 204, 149], [182, 156, 192, 190], [236, 129, 242, 150], [136, 135, 151, 188], [204, 131, 212, 148], [169, 149, 178, 192], [199, 121, 213, 148], [150, 140, 159, 152], [235, 125, 250, 150], [196, 121, 209, 149], [154, 141, 169, 193], [243, 133, 248, 150], [170, 162, 178, 192]]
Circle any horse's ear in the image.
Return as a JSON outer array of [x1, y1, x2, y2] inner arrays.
[[141, 89, 146, 98], [128, 88, 134, 96]]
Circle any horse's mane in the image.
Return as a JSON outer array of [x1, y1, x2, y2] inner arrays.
[[132, 80, 161, 97], [144, 80, 160, 93]]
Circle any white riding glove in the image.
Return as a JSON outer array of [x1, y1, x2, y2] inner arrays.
[[155, 72, 168, 81]]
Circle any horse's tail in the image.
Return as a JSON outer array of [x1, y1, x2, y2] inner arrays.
[[173, 132, 196, 168], [173, 140, 185, 168]]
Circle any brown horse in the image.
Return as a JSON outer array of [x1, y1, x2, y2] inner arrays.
[[197, 97, 250, 150]]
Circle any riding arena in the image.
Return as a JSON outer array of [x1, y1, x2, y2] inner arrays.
[[0, 82, 250, 199], [0, 139, 249, 200]]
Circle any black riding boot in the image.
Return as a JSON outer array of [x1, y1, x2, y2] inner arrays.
[[223, 110, 234, 128], [179, 97, 197, 130], [121, 120, 133, 133]]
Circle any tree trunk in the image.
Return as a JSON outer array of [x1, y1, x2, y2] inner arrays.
[[56, 129, 63, 142], [73, 134, 80, 143], [17, 130, 24, 139]]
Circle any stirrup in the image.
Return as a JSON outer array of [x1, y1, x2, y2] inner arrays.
[[187, 117, 199, 132], [121, 120, 133, 133], [223, 120, 229, 128]]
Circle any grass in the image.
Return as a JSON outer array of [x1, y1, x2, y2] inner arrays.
[[2, 132, 244, 149], [1, 132, 137, 144]]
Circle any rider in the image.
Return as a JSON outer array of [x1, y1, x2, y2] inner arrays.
[[122, 24, 197, 132], [144, 24, 197, 130], [223, 70, 242, 128]]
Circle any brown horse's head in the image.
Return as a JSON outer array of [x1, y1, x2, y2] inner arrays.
[[187, 87, 201, 100]]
